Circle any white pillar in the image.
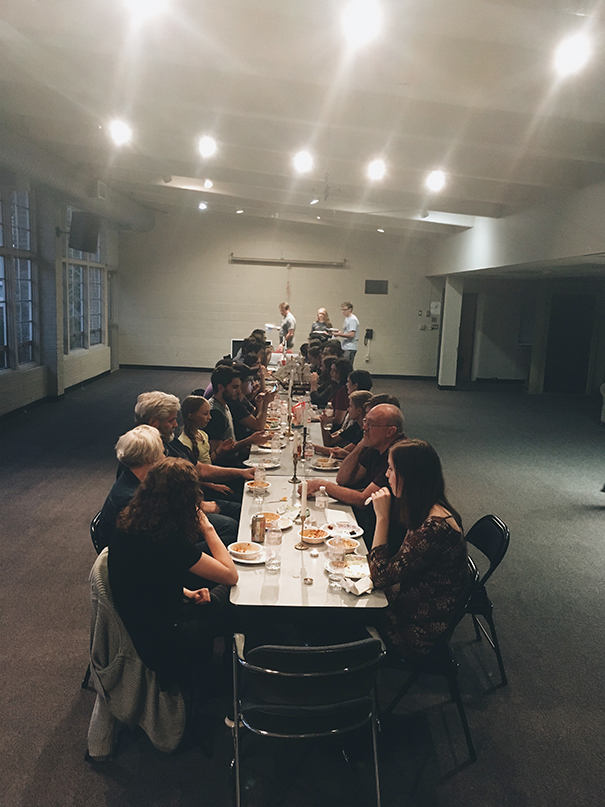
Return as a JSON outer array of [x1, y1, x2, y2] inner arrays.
[[438, 275, 464, 388]]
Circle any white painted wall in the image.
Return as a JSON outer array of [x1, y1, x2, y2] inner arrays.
[[117, 211, 442, 377]]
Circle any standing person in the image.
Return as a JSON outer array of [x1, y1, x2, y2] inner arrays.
[[309, 307, 332, 341], [367, 440, 469, 658], [334, 301, 360, 365], [278, 302, 296, 350]]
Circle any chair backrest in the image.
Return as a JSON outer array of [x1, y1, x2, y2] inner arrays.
[[240, 635, 385, 707], [465, 515, 510, 588], [90, 510, 105, 554]]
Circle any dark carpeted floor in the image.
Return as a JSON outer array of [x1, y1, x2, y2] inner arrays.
[[1, 369, 604, 807]]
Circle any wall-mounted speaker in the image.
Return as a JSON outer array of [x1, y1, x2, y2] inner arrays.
[[69, 212, 101, 254]]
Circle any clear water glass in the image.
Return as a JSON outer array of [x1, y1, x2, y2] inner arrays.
[[265, 525, 282, 572]]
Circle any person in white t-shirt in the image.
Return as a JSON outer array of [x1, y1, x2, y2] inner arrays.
[[334, 301, 360, 365], [278, 302, 297, 350]]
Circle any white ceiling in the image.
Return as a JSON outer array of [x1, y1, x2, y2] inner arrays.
[[2, 0, 605, 241]]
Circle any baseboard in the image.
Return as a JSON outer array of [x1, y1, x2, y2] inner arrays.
[[119, 364, 211, 372]]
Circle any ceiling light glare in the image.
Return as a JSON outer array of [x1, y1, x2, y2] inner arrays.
[[294, 150, 313, 173], [377, 228, 384, 232], [342, 0, 382, 48], [203, 179, 213, 189], [554, 33, 590, 76], [236, 209, 244, 214], [425, 170, 446, 193], [198, 136, 217, 158], [198, 201, 208, 210], [310, 197, 320, 205], [108, 120, 132, 146], [367, 158, 386, 181], [124, 0, 167, 23]]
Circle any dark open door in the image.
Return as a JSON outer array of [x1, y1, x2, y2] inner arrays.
[[457, 293, 478, 383], [543, 293, 595, 393]]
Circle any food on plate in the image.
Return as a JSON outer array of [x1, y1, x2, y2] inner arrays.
[[260, 512, 280, 523], [300, 528, 328, 544], [326, 536, 359, 553], [343, 555, 370, 576], [229, 542, 263, 560], [245, 479, 270, 489], [314, 457, 337, 467]]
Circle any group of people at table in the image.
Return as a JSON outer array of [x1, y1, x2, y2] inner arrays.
[[94, 312, 470, 725]]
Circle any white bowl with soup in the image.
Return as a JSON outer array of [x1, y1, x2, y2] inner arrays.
[[229, 542, 263, 561]]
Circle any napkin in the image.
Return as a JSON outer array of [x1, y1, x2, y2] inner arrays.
[[341, 576, 374, 596]]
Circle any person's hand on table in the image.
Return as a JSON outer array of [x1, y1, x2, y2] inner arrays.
[[249, 431, 268, 446], [330, 447, 348, 460], [183, 587, 211, 605], [300, 479, 326, 496], [202, 501, 220, 514], [242, 467, 256, 480], [369, 487, 391, 519]]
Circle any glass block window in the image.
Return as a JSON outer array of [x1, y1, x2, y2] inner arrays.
[[15, 258, 33, 363], [11, 190, 31, 251], [0, 256, 7, 370], [89, 267, 104, 346], [68, 264, 86, 351]]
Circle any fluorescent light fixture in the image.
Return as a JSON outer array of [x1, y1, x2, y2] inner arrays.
[[425, 170, 446, 193], [310, 196, 320, 205], [108, 120, 132, 146], [123, 0, 167, 22], [198, 201, 208, 210], [554, 33, 590, 76], [198, 136, 217, 158], [203, 179, 213, 189], [367, 158, 386, 180], [236, 209, 244, 214], [294, 150, 313, 173], [342, 0, 382, 48], [377, 228, 384, 232]]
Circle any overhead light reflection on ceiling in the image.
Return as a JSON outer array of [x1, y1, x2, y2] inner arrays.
[[342, 0, 382, 48], [198, 136, 217, 158], [198, 201, 208, 210], [236, 209, 244, 214], [425, 170, 446, 193], [204, 179, 213, 189], [367, 158, 386, 180], [554, 32, 590, 76], [108, 120, 132, 146], [123, 0, 167, 23], [294, 151, 313, 173]]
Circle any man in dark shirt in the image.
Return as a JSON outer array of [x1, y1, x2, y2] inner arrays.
[[205, 366, 266, 464]]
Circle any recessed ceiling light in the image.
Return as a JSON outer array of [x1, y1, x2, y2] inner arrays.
[[198, 136, 217, 158], [204, 179, 213, 189], [554, 32, 590, 76], [236, 209, 244, 214], [377, 228, 384, 232], [317, 216, 321, 220], [294, 151, 313, 173], [425, 170, 446, 193], [367, 159, 386, 181], [198, 202, 208, 210], [108, 120, 132, 146], [342, 0, 382, 48]]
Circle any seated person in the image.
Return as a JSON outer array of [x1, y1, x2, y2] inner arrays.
[[314, 390, 372, 457], [321, 338, 344, 359], [327, 358, 353, 429], [307, 344, 323, 371], [227, 365, 276, 441], [310, 355, 336, 407], [108, 457, 238, 691], [204, 366, 266, 464], [364, 393, 401, 415], [347, 369, 373, 394], [202, 358, 233, 399], [367, 440, 470, 658], [98, 425, 164, 549]]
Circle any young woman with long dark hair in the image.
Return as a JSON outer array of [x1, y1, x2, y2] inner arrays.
[[368, 439, 469, 658]]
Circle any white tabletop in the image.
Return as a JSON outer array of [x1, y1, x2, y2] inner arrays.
[[229, 475, 387, 610]]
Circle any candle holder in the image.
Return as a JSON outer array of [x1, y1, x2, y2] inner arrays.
[[295, 512, 308, 551], [284, 410, 294, 438], [289, 451, 301, 484]]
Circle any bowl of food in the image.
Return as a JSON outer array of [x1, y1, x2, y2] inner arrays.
[[326, 535, 359, 554], [299, 527, 329, 545], [312, 456, 339, 470], [228, 542, 263, 561], [259, 512, 281, 525], [245, 479, 271, 494]]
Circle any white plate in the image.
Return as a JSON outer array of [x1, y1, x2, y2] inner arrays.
[[298, 527, 330, 544], [325, 522, 364, 540], [244, 459, 280, 470], [326, 535, 360, 554], [310, 460, 340, 471], [324, 554, 370, 579], [231, 547, 267, 565], [257, 444, 286, 452]]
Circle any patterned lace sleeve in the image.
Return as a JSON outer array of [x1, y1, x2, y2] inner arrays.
[[368, 518, 453, 591]]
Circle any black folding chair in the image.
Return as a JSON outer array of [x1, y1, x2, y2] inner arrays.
[[464, 514, 510, 687], [381, 560, 480, 763], [232, 628, 386, 807], [82, 510, 104, 690]]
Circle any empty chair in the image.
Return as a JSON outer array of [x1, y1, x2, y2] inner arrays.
[[231, 628, 386, 807], [381, 560, 479, 764], [464, 514, 510, 687]]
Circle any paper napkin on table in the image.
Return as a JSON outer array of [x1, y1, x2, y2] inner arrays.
[[341, 576, 374, 596]]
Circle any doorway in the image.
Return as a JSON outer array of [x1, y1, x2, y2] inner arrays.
[[543, 293, 595, 393], [457, 293, 478, 383]]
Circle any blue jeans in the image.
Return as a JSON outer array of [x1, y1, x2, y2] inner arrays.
[[343, 349, 357, 366]]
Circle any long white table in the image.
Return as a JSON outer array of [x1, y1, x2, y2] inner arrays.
[[229, 475, 387, 610]]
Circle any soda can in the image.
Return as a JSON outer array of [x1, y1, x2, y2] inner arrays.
[[251, 513, 266, 543]]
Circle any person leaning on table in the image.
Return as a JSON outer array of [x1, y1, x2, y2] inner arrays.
[[366, 439, 470, 658]]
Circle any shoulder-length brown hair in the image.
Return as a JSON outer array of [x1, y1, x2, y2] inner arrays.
[[389, 439, 462, 532], [118, 457, 202, 544]]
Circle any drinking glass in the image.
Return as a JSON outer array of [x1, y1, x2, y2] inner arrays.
[[265, 524, 282, 572], [328, 537, 346, 589]]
